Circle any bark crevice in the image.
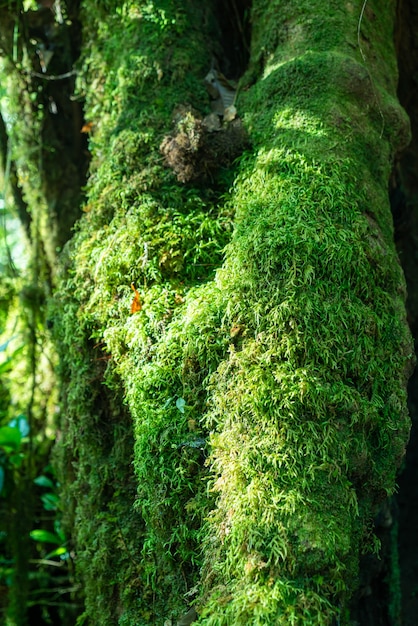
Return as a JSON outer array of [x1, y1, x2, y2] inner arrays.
[[392, 1, 418, 624], [210, 0, 252, 78]]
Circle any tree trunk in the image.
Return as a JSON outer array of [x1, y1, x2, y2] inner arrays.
[[1, 1, 415, 625]]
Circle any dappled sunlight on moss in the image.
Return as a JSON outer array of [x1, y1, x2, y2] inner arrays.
[[273, 108, 327, 136]]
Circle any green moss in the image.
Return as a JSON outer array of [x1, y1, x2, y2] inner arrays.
[[55, 1, 237, 623], [57, 0, 413, 624]]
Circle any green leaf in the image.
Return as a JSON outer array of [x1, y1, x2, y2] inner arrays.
[[0, 426, 21, 450], [41, 492, 59, 511], [176, 397, 186, 413], [0, 359, 12, 375], [34, 475, 55, 489], [44, 546, 68, 560], [30, 529, 62, 545], [8, 415, 29, 438]]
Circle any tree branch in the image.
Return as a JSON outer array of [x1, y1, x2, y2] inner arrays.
[[0, 108, 31, 235]]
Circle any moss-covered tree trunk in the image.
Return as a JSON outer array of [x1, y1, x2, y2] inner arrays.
[[1, 0, 415, 624]]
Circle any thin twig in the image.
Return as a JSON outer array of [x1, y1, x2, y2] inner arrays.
[[30, 69, 77, 81]]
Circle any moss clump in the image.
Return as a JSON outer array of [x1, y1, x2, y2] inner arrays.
[[160, 105, 249, 182]]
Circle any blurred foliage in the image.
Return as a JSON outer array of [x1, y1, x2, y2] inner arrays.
[[0, 0, 83, 622]]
